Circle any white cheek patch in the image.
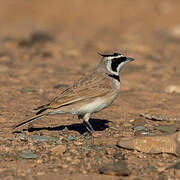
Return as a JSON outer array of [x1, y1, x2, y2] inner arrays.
[[117, 62, 126, 72]]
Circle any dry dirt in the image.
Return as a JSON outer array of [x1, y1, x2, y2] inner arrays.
[[0, 0, 180, 179]]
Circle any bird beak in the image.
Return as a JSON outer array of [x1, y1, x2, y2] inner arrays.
[[126, 57, 135, 62]]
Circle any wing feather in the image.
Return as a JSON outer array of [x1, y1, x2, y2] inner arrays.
[[49, 72, 112, 109]]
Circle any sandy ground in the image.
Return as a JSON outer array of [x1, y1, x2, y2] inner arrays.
[[0, 0, 180, 179]]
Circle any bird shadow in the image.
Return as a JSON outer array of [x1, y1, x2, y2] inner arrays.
[[14, 118, 111, 134]]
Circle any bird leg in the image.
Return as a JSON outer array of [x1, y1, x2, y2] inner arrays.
[[27, 122, 34, 131], [78, 113, 95, 133]]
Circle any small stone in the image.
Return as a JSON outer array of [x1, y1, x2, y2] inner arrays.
[[117, 131, 180, 156], [74, 141, 83, 146], [140, 113, 166, 121], [99, 160, 130, 176], [105, 148, 115, 155], [132, 118, 145, 126], [0, 116, 6, 123], [21, 87, 36, 93], [170, 25, 180, 38], [56, 139, 62, 145], [134, 130, 150, 136], [37, 172, 45, 176], [92, 131, 104, 137], [20, 150, 37, 159], [156, 125, 177, 134], [51, 145, 66, 155], [62, 164, 68, 169], [132, 126, 149, 131], [71, 159, 80, 165], [165, 85, 180, 94], [66, 156, 72, 161], [67, 135, 78, 141], [54, 84, 69, 89], [18, 132, 29, 140], [36, 159, 43, 164], [32, 135, 56, 142]]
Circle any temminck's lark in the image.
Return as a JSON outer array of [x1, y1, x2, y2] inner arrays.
[[13, 52, 135, 133]]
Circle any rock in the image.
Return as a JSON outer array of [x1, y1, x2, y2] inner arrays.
[[51, 145, 66, 155], [117, 131, 180, 156], [99, 160, 130, 176], [156, 125, 177, 134], [165, 85, 180, 94], [32, 135, 56, 142], [20, 150, 37, 159]]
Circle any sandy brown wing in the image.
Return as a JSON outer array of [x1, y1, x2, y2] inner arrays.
[[49, 72, 112, 109]]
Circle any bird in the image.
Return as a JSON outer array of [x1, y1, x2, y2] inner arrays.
[[13, 52, 135, 133]]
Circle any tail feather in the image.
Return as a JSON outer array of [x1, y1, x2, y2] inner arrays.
[[34, 103, 50, 111], [13, 112, 48, 129], [36, 107, 48, 115]]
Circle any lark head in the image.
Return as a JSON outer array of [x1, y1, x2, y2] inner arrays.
[[98, 52, 135, 75]]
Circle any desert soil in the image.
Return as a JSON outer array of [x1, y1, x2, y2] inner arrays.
[[0, 0, 180, 179]]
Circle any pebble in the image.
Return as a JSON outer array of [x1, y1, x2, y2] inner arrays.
[[56, 139, 63, 145], [32, 135, 56, 142], [67, 135, 78, 141], [0, 116, 6, 123], [21, 87, 36, 93], [99, 160, 130, 176], [117, 131, 180, 156], [169, 25, 180, 38], [20, 150, 37, 159], [51, 145, 66, 155], [156, 125, 177, 134], [134, 130, 150, 136], [74, 141, 83, 146], [132, 125, 149, 131], [54, 84, 69, 89], [18, 133, 29, 140], [165, 85, 180, 94]]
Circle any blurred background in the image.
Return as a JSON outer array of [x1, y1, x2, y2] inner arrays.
[[0, 0, 180, 123], [1, 0, 180, 38], [0, 0, 179, 120], [0, 1, 180, 179]]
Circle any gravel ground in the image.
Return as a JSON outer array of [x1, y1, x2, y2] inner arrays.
[[0, 0, 180, 179]]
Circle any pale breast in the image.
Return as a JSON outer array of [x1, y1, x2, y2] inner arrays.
[[78, 90, 119, 114]]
